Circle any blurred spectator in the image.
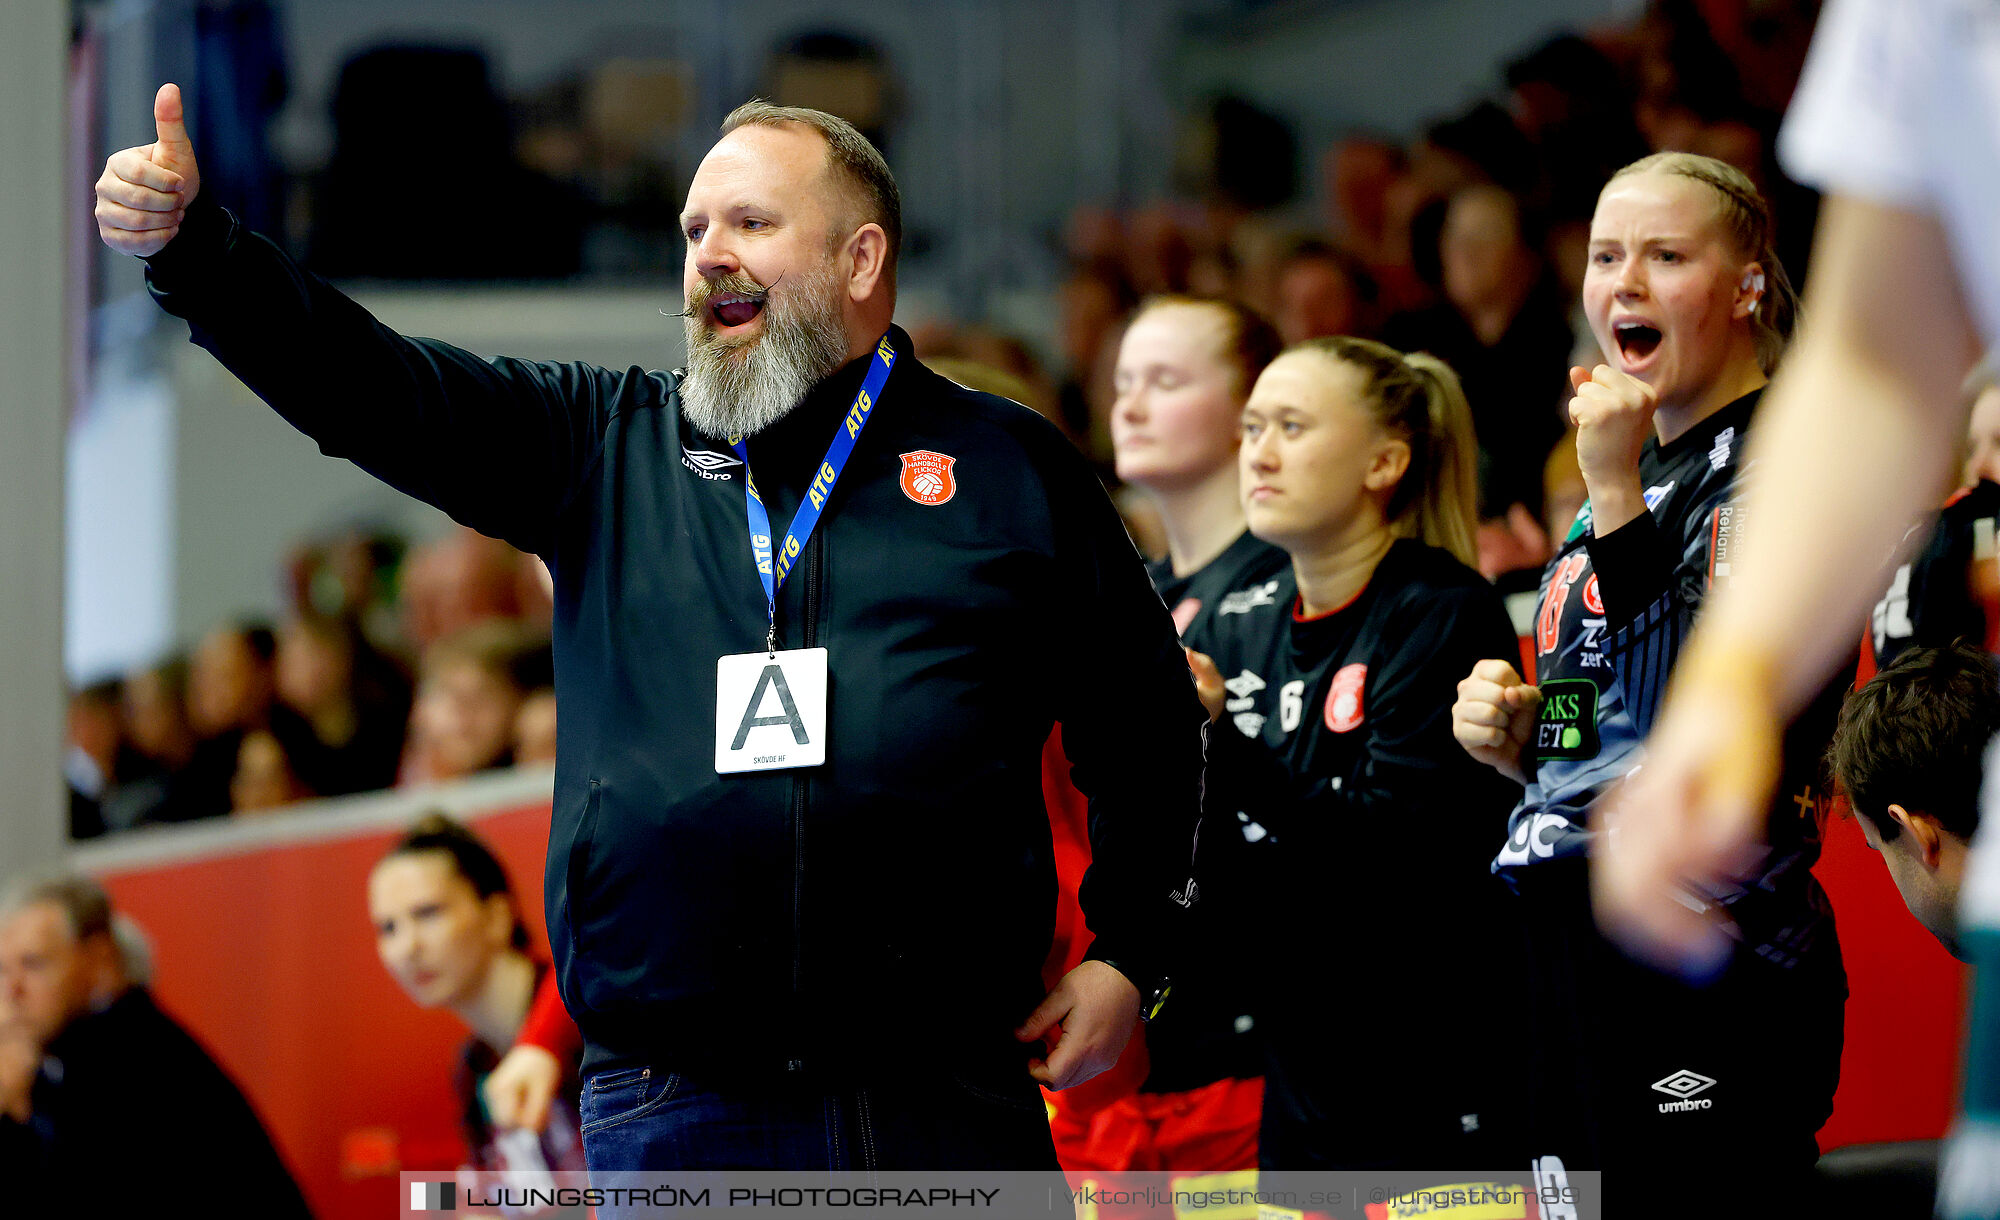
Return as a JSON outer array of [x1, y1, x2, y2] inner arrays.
[[926, 358, 1055, 422], [1272, 237, 1379, 345], [911, 324, 1062, 436], [1187, 96, 1298, 216], [0, 874, 311, 1216], [275, 614, 411, 796], [1324, 136, 1429, 315], [285, 527, 408, 651], [1424, 101, 1540, 198], [121, 657, 195, 778], [1541, 429, 1588, 548], [1475, 504, 1553, 588], [763, 30, 898, 154], [402, 527, 537, 653], [406, 622, 548, 786], [65, 679, 178, 838], [64, 682, 124, 840], [1126, 204, 1197, 297], [229, 723, 316, 815], [514, 689, 559, 768], [1963, 364, 2000, 489], [1055, 258, 1138, 465], [188, 620, 278, 741], [1504, 34, 1649, 223], [1630, 0, 1755, 158], [1325, 137, 1405, 267], [1385, 184, 1572, 530], [178, 620, 284, 820]]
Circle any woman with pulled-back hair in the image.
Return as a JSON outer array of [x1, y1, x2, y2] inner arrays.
[[370, 813, 588, 1213], [1039, 295, 1287, 1175], [1451, 153, 1845, 1211], [1187, 336, 1522, 1169]]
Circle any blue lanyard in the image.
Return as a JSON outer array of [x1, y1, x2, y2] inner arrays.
[[733, 330, 897, 652]]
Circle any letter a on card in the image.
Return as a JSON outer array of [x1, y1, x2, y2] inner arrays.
[[715, 648, 828, 772]]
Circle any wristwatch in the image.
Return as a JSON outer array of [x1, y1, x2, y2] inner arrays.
[[1093, 958, 1171, 1022]]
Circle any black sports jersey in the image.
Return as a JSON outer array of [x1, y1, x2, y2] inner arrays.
[[1138, 529, 1287, 1093], [1199, 539, 1522, 1167], [1147, 529, 1290, 654], [1870, 478, 2000, 668], [1494, 391, 1842, 968]]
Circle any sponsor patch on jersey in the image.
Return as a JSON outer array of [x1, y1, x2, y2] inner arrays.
[[1708, 426, 1735, 472], [1325, 663, 1367, 732], [681, 446, 741, 480], [898, 450, 958, 505], [1642, 480, 1677, 511], [1581, 574, 1603, 616], [1218, 579, 1280, 616], [1532, 678, 1600, 761], [1710, 501, 1739, 582]]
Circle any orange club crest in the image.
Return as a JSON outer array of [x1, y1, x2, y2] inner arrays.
[[899, 450, 958, 506]]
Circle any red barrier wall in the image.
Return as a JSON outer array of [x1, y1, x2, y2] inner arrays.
[[82, 777, 556, 1220]]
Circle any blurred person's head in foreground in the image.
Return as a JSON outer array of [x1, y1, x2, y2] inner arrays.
[[188, 621, 278, 739], [677, 100, 901, 440], [1829, 640, 1999, 960], [369, 813, 533, 1038], [1585, 152, 1796, 421], [0, 875, 127, 1051]]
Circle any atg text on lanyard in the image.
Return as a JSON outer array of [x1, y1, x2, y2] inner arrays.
[[731, 330, 897, 652]]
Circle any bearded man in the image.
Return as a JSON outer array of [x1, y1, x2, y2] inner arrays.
[[98, 87, 1202, 1173]]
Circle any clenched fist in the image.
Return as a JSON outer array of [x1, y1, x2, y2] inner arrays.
[[95, 83, 201, 258], [1567, 364, 1657, 535], [1452, 658, 1541, 785]]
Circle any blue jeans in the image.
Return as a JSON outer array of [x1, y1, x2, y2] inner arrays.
[[579, 1056, 1060, 1173]]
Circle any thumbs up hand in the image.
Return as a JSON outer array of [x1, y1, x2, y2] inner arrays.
[[95, 83, 202, 257]]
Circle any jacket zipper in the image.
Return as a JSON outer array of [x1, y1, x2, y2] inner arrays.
[[790, 530, 825, 1009]]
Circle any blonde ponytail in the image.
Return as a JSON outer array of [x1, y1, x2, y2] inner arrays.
[[1293, 336, 1479, 567], [1397, 352, 1479, 567]]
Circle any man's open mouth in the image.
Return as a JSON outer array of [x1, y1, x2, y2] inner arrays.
[[1614, 320, 1663, 361], [710, 292, 767, 328]]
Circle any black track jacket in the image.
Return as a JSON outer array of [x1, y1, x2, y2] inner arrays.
[[145, 201, 1206, 1077]]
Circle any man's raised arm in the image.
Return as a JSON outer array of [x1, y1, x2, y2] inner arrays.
[[95, 84, 647, 557]]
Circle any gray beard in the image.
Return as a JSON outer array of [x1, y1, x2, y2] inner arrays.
[[679, 267, 851, 440]]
